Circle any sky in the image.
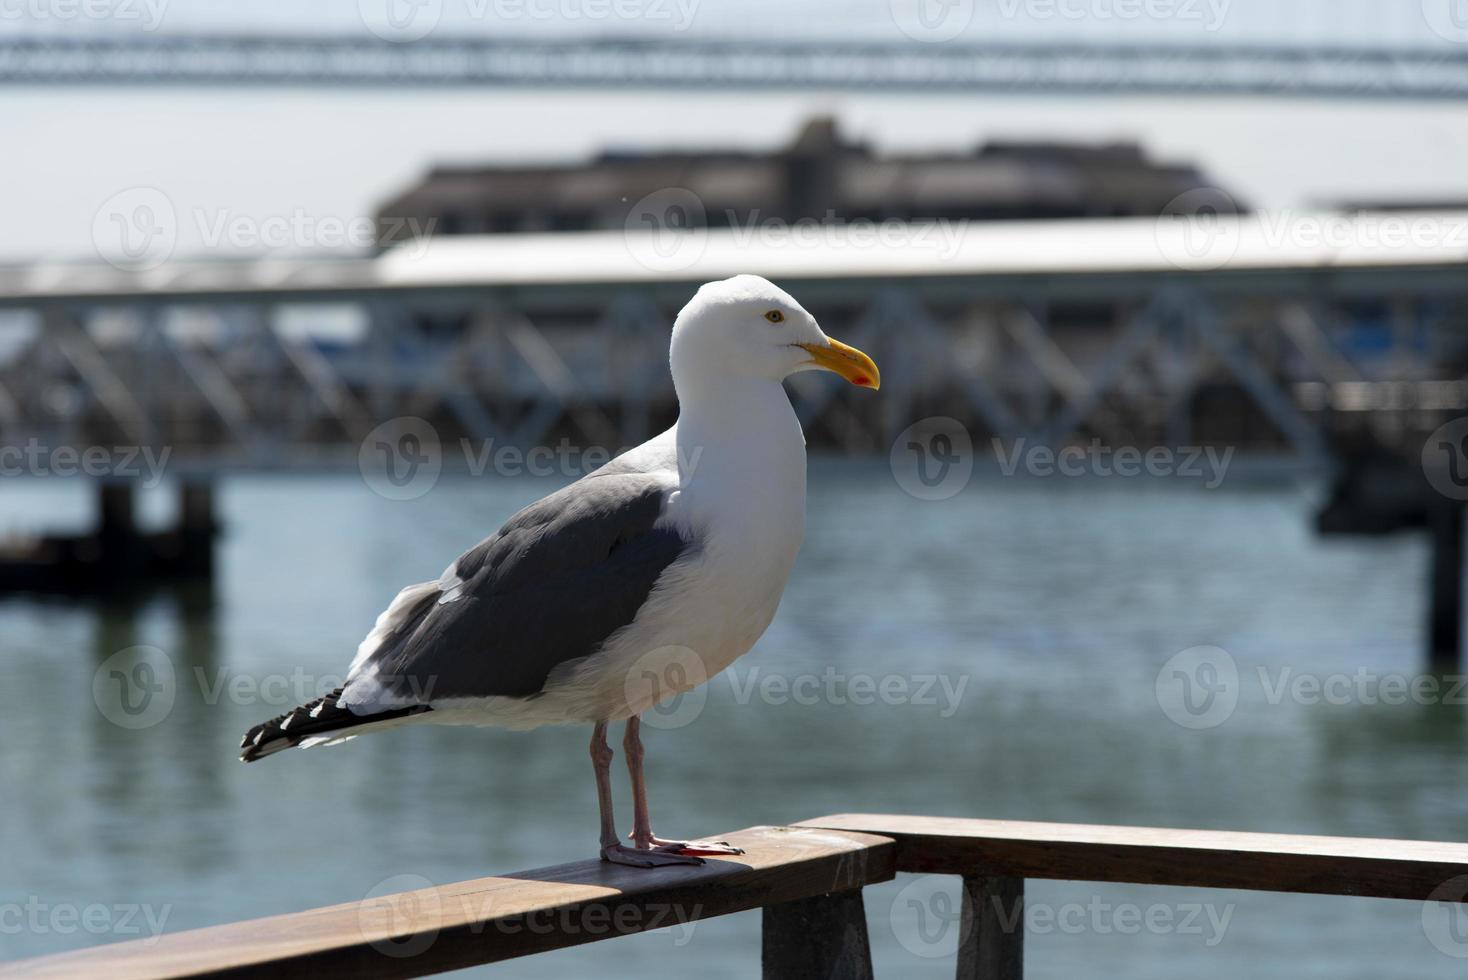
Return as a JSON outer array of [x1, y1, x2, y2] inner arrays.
[[3, 0, 1468, 262]]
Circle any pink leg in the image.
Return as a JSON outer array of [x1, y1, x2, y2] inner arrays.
[[624, 716, 744, 856], [591, 722, 702, 868]]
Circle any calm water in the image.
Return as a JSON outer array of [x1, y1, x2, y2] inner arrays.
[[1, 463, 1462, 978]]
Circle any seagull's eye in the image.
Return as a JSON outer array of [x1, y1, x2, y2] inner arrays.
[[764, 310, 784, 323]]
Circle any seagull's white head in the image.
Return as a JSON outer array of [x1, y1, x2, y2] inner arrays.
[[669, 274, 880, 392]]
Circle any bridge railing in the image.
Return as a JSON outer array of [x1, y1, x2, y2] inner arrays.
[[6, 815, 1468, 979]]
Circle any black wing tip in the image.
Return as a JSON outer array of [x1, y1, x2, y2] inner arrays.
[[237, 688, 343, 763], [237, 687, 431, 763]]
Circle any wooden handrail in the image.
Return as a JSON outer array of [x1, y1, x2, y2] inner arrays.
[[797, 814, 1468, 901], [9, 814, 1468, 980], [0, 826, 894, 980]]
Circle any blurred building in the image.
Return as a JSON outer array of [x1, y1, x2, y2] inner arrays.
[[374, 117, 1241, 244]]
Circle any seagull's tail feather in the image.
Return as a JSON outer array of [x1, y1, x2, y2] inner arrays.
[[238, 687, 431, 763]]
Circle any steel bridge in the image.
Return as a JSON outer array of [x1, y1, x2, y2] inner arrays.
[[4, 34, 1468, 98], [0, 214, 1464, 475]]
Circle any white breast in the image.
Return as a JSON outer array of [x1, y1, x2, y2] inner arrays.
[[426, 386, 809, 730]]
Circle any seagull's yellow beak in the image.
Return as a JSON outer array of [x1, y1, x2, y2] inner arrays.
[[798, 337, 880, 390]]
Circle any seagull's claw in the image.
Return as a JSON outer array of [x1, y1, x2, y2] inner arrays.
[[601, 844, 704, 868]]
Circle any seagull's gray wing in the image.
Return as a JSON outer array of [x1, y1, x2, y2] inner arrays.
[[347, 470, 692, 703]]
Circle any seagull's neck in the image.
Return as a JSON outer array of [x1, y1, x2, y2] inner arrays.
[[672, 372, 807, 521]]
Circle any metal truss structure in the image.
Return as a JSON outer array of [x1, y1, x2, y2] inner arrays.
[[3, 34, 1468, 99], [0, 266, 1462, 473]]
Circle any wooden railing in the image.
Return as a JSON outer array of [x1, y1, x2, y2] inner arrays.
[[6, 815, 1468, 979]]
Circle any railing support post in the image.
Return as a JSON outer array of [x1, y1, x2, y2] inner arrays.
[[762, 888, 874, 980], [956, 875, 1024, 980]]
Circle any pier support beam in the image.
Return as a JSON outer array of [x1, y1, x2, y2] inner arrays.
[[1428, 498, 1465, 668], [957, 875, 1024, 980], [762, 888, 874, 980]]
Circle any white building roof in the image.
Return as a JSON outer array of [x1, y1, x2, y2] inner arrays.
[[3, 211, 1466, 304]]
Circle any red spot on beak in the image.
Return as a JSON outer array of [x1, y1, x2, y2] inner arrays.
[[853, 376, 871, 387]]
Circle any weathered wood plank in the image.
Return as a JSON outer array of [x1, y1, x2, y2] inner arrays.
[[956, 876, 1024, 980], [2, 826, 894, 980], [762, 888, 874, 980], [799, 814, 1468, 901]]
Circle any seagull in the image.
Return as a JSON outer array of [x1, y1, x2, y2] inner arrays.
[[240, 275, 879, 868]]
